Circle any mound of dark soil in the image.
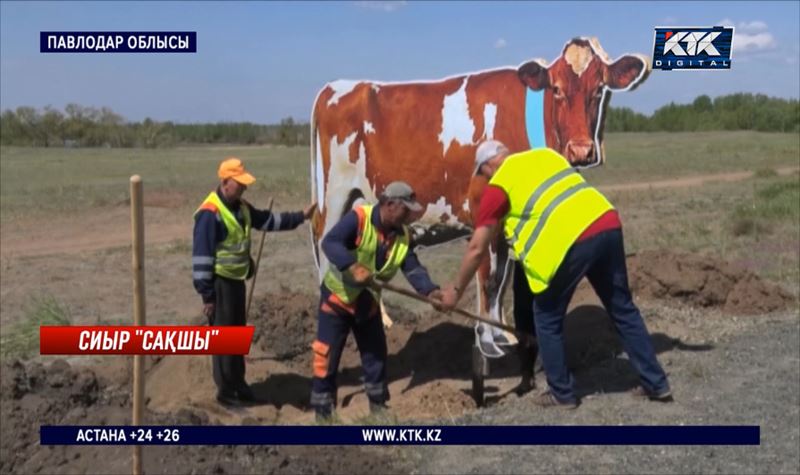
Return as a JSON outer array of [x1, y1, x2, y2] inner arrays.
[[0, 359, 403, 474], [250, 287, 316, 360], [627, 250, 794, 315]]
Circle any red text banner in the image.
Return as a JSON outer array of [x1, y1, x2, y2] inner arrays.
[[39, 326, 254, 355]]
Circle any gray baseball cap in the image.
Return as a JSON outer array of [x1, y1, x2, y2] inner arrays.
[[381, 181, 423, 212], [474, 140, 509, 175]]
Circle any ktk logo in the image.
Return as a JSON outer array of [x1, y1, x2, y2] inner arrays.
[[663, 31, 721, 56], [653, 26, 734, 71]]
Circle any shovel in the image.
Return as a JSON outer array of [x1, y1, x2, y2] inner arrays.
[[371, 280, 535, 345], [246, 197, 274, 319]]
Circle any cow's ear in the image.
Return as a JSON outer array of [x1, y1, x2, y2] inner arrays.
[[606, 54, 650, 91], [517, 60, 549, 90]]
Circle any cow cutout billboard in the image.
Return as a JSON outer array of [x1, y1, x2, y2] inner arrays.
[[310, 37, 650, 358]]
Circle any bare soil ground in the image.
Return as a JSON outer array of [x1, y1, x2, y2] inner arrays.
[[1, 166, 798, 474], [1, 247, 797, 473]]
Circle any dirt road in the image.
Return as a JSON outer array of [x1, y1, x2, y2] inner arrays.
[[2, 167, 797, 259], [598, 166, 799, 192]]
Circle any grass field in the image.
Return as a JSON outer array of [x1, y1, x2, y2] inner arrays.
[[589, 131, 799, 184], [2, 131, 798, 218], [0, 131, 798, 331], [0, 144, 310, 220], [1, 131, 798, 475]]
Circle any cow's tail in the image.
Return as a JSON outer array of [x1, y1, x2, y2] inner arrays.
[[340, 188, 365, 219]]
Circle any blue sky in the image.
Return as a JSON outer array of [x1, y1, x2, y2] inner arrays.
[[1, 1, 798, 123]]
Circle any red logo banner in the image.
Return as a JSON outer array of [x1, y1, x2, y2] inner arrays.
[[39, 326, 254, 355]]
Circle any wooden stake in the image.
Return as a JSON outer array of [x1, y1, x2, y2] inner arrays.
[[130, 176, 145, 475]]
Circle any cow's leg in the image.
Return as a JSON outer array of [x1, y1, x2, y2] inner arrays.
[[512, 259, 538, 394], [486, 238, 515, 346], [474, 251, 505, 359], [379, 298, 393, 329]]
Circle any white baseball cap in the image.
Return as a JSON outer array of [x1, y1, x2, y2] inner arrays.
[[474, 140, 509, 176]]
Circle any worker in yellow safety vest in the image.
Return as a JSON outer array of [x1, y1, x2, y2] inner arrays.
[[193, 157, 316, 407], [438, 142, 672, 409], [311, 181, 443, 421]]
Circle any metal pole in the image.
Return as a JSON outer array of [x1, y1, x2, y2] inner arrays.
[[246, 197, 274, 319], [130, 176, 145, 475]]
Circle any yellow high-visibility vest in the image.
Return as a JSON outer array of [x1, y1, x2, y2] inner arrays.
[[489, 148, 614, 293], [323, 205, 410, 304], [194, 191, 251, 280]]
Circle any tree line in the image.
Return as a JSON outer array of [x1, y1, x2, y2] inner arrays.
[[1, 93, 798, 148], [0, 105, 308, 148], [605, 93, 799, 133]]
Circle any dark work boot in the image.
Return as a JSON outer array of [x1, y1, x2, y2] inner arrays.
[[369, 401, 388, 415], [236, 383, 256, 403], [216, 390, 244, 407], [515, 342, 538, 396], [315, 405, 335, 424]]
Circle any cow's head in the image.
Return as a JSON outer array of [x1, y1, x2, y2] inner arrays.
[[517, 38, 649, 166]]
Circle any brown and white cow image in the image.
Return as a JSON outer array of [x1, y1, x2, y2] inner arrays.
[[309, 37, 650, 357]]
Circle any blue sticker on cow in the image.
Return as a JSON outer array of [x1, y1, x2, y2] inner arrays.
[[652, 27, 733, 71], [525, 89, 546, 148]]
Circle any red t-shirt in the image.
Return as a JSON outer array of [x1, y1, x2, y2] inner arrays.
[[475, 185, 620, 241]]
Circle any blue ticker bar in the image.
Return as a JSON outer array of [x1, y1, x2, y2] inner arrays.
[[41, 425, 760, 446]]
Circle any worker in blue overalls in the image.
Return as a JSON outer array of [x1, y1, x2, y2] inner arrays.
[[310, 181, 442, 421]]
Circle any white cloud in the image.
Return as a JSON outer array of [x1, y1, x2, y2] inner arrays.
[[738, 20, 768, 32], [719, 19, 767, 32], [718, 19, 777, 52], [494, 38, 507, 49], [354, 1, 407, 12], [736, 32, 777, 52]]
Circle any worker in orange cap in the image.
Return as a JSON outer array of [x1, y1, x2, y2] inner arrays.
[[192, 157, 316, 407]]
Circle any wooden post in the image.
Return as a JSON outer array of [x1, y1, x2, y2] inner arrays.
[[130, 176, 145, 475]]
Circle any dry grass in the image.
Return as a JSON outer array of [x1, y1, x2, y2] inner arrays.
[[0, 145, 309, 222], [0, 294, 71, 359], [0, 132, 797, 316], [587, 131, 800, 185], [603, 173, 800, 290]]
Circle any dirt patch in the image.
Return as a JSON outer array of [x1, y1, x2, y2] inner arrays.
[[628, 249, 794, 315], [0, 359, 126, 474], [0, 359, 404, 475], [597, 165, 800, 193], [117, 190, 187, 209], [140, 288, 523, 426], [2, 248, 795, 473], [250, 286, 316, 362], [411, 380, 477, 418], [142, 190, 186, 209]]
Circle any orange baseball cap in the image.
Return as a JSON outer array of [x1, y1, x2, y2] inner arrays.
[[218, 157, 256, 185]]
